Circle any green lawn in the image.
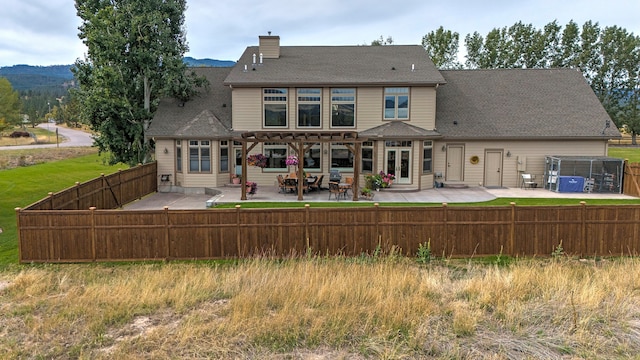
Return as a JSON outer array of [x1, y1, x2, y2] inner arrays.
[[0, 153, 125, 266], [609, 146, 640, 162]]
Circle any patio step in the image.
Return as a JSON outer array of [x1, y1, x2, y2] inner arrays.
[[442, 183, 469, 189], [379, 185, 420, 193]]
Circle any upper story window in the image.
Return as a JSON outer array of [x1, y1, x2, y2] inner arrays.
[[331, 88, 356, 127], [264, 88, 288, 127], [297, 89, 321, 128], [384, 87, 409, 120]]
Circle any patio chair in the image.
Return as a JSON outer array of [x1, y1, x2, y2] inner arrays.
[[276, 175, 286, 193], [284, 178, 297, 193], [328, 181, 346, 200], [309, 175, 324, 191], [521, 173, 536, 189], [339, 176, 353, 197]]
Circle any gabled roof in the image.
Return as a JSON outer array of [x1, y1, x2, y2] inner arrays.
[[225, 45, 446, 87], [146, 67, 233, 139], [435, 68, 621, 140], [359, 121, 441, 139]]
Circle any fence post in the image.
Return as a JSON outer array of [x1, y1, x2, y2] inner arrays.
[[374, 203, 380, 250], [578, 201, 589, 256], [118, 169, 123, 206], [90, 207, 96, 261], [442, 203, 448, 253], [76, 182, 81, 210], [305, 204, 310, 252], [49, 192, 54, 210], [101, 174, 106, 209], [15, 208, 22, 263], [510, 202, 516, 256], [164, 206, 170, 260], [235, 205, 242, 256]]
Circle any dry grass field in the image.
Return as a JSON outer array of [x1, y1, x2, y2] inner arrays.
[[0, 147, 97, 170], [2, 256, 640, 359]]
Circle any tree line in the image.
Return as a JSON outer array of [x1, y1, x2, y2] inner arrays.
[[422, 21, 640, 144]]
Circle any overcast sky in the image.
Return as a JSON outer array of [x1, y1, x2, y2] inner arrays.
[[1, 0, 639, 67]]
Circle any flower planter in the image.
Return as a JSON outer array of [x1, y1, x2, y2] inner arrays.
[[232, 177, 241, 184]]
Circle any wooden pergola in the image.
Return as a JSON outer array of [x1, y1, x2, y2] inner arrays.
[[236, 131, 368, 201]]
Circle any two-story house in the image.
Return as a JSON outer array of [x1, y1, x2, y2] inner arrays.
[[147, 34, 620, 197]]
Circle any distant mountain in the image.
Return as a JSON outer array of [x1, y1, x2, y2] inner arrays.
[[0, 65, 75, 92], [183, 57, 235, 67], [0, 58, 235, 93]]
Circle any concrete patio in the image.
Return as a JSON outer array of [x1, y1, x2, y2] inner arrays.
[[123, 183, 637, 210]]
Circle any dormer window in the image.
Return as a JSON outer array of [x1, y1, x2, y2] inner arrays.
[[384, 87, 409, 120]]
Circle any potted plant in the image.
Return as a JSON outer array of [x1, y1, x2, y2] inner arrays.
[[231, 174, 241, 184], [246, 181, 257, 196], [379, 171, 395, 188], [360, 187, 374, 200]]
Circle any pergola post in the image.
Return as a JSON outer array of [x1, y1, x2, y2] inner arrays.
[[296, 140, 304, 201], [241, 141, 247, 200], [353, 142, 361, 201]]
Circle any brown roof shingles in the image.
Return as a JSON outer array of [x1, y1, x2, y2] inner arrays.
[[146, 67, 233, 139], [435, 68, 620, 139], [225, 45, 446, 87]]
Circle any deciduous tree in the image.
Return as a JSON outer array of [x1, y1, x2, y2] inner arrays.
[[74, 0, 207, 165], [421, 26, 462, 69], [0, 77, 22, 128]]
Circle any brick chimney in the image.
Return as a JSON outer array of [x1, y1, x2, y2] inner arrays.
[[259, 33, 280, 59]]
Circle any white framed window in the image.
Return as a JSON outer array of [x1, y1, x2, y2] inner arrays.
[[189, 140, 211, 173], [263, 88, 288, 127], [362, 141, 373, 173], [297, 88, 321, 128], [176, 140, 182, 173], [263, 142, 287, 171], [423, 140, 433, 174], [330, 143, 354, 171], [331, 88, 356, 127], [384, 87, 409, 120], [219, 140, 229, 173], [303, 143, 321, 170]]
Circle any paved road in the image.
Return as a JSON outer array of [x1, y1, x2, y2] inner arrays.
[[0, 124, 94, 150]]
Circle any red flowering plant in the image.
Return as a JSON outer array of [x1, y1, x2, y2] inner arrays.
[[247, 154, 267, 168]]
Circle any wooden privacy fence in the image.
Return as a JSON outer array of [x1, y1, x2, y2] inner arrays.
[[23, 162, 157, 211], [17, 203, 640, 263], [624, 161, 640, 198]]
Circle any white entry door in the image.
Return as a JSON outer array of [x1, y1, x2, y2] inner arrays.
[[484, 150, 503, 187], [386, 148, 411, 184], [445, 145, 464, 181]]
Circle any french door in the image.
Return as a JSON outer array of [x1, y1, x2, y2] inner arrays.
[[386, 148, 411, 184]]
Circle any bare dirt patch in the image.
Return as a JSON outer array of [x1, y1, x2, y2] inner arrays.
[[0, 280, 9, 292]]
